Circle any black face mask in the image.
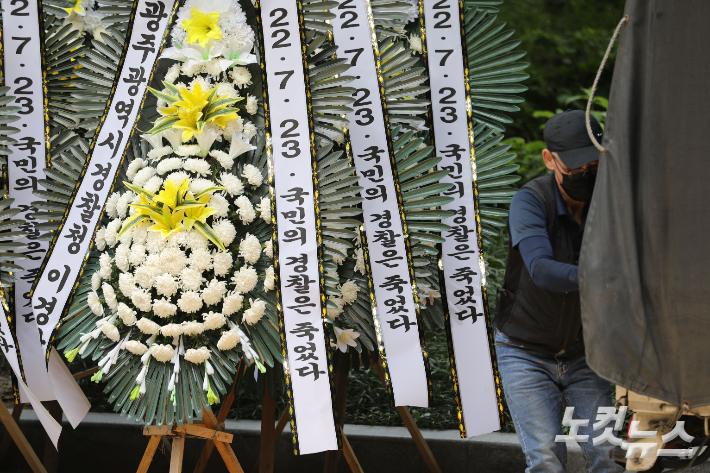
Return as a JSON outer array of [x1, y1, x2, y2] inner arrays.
[[558, 169, 597, 202]]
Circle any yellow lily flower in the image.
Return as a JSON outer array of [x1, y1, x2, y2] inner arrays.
[[148, 207, 186, 239], [174, 107, 204, 142], [210, 111, 240, 129], [173, 82, 213, 112], [182, 8, 222, 48], [183, 195, 217, 231], [153, 178, 188, 210]]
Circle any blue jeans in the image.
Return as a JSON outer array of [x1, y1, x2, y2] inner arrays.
[[495, 330, 624, 473]]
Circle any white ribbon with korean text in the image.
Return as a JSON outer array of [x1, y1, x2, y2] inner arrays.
[[31, 0, 176, 427], [260, 0, 338, 455], [331, 0, 430, 407], [2, 0, 55, 403], [422, 0, 499, 436]]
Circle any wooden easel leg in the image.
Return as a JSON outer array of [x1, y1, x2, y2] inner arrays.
[[0, 402, 24, 463], [250, 407, 289, 473], [169, 436, 185, 473], [203, 409, 245, 473], [43, 401, 62, 473], [373, 358, 442, 473], [258, 383, 276, 473], [324, 351, 351, 473], [194, 362, 245, 473], [136, 436, 162, 473], [341, 434, 363, 473], [0, 401, 46, 473]]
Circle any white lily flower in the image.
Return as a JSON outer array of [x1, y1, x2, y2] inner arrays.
[[161, 129, 184, 150], [222, 39, 257, 67], [333, 327, 360, 353], [195, 126, 222, 158], [141, 133, 164, 150], [228, 132, 256, 159]]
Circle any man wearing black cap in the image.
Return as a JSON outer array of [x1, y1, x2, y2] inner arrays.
[[494, 110, 622, 472]]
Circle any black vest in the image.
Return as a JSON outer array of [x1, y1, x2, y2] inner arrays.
[[494, 174, 585, 357]]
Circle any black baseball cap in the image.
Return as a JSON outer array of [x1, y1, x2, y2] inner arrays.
[[543, 110, 603, 169]]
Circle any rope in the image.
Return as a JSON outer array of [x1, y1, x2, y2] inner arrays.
[[585, 14, 629, 154]]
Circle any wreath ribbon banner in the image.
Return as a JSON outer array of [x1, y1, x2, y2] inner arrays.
[[2, 0, 56, 404], [259, 0, 339, 455], [332, 0, 431, 407], [30, 0, 177, 428], [420, 0, 500, 437]]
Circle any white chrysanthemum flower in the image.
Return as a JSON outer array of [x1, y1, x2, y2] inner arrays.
[[229, 66, 252, 88], [256, 196, 271, 222], [157, 157, 183, 175], [203, 311, 227, 330], [212, 251, 233, 276], [205, 58, 224, 77], [177, 145, 201, 157], [219, 172, 244, 196], [189, 248, 213, 272], [164, 63, 181, 83], [264, 267, 275, 291], [209, 194, 229, 218], [222, 291, 243, 316], [116, 192, 134, 218], [188, 178, 214, 195], [186, 230, 209, 251], [264, 239, 273, 258], [101, 323, 120, 342], [104, 219, 122, 248], [232, 266, 258, 293], [327, 296, 345, 318], [184, 346, 211, 364], [125, 340, 148, 356], [212, 219, 236, 246], [241, 164, 263, 187], [217, 328, 240, 350], [355, 247, 366, 274], [102, 283, 118, 310], [184, 158, 211, 177], [160, 323, 182, 338], [99, 253, 112, 279], [131, 288, 153, 312], [238, 233, 261, 265], [154, 273, 178, 297], [136, 317, 160, 335], [134, 264, 156, 289], [153, 298, 178, 318], [189, 77, 211, 93], [118, 272, 136, 298], [216, 81, 238, 98], [408, 34, 422, 53], [118, 303, 137, 326], [209, 150, 234, 169], [159, 247, 188, 275], [339, 280, 359, 304], [242, 122, 257, 141], [115, 243, 130, 272], [126, 158, 145, 181], [151, 344, 175, 363], [88, 290, 104, 316], [129, 244, 147, 267], [203, 279, 227, 306], [117, 226, 135, 245], [147, 145, 172, 161], [245, 95, 258, 115], [223, 117, 244, 139], [180, 267, 204, 291], [243, 298, 266, 325], [91, 270, 102, 290], [95, 228, 107, 251], [181, 321, 205, 336], [165, 171, 190, 186], [106, 193, 120, 218], [133, 223, 149, 245], [143, 176, 164, 194], [177, 291, 203, 313], [145, 254, 160, 268], [234, 196, 255, 224], [132, 167, 156, 187]]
